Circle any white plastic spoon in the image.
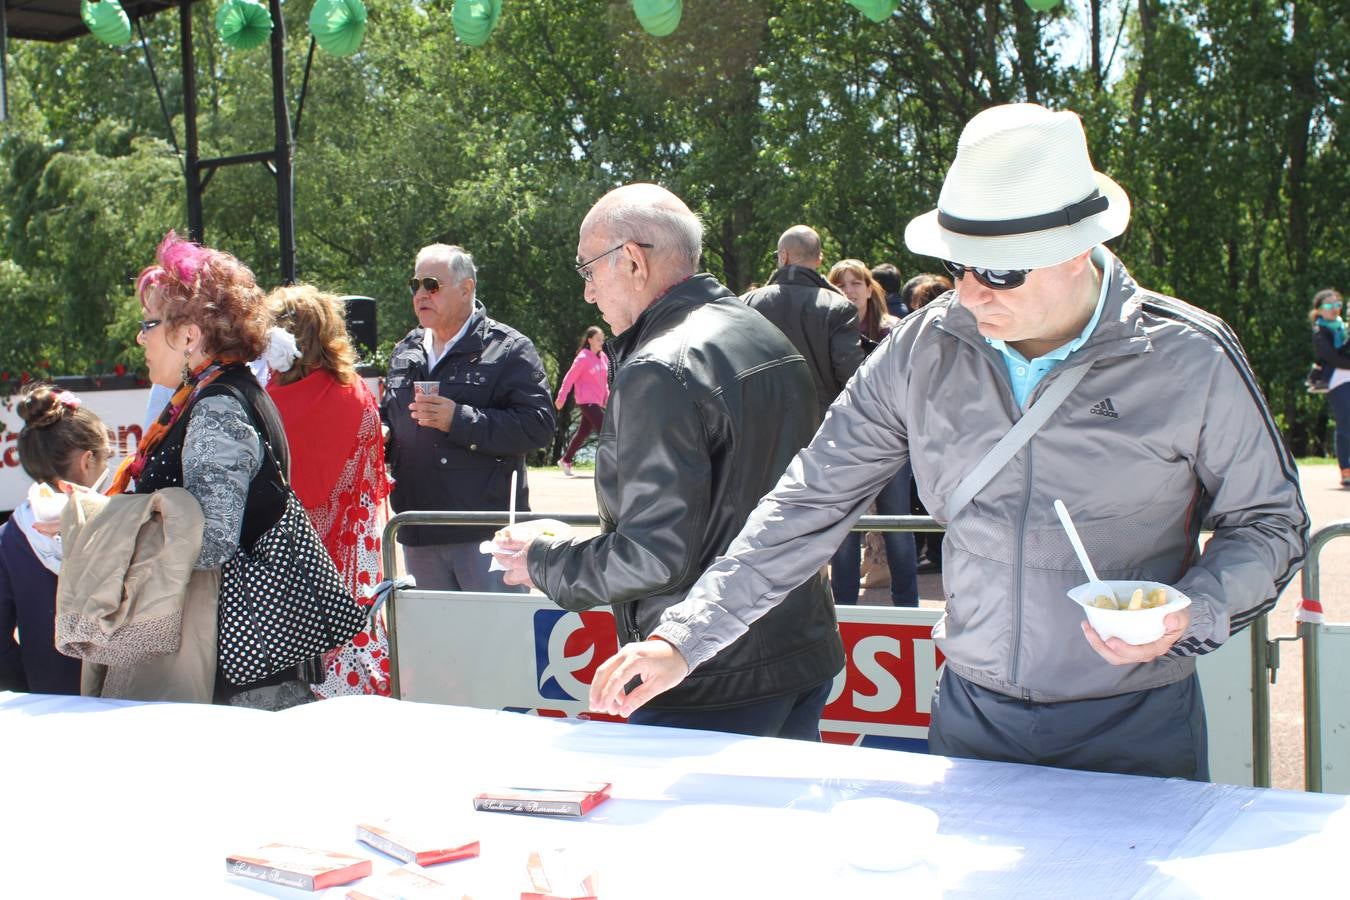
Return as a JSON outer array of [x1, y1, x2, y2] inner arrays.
[[1053, 499, 1112, 602]]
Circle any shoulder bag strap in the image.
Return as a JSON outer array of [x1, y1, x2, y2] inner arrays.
[[212, 382, 290, 489], [943, 362, 1092, 523]]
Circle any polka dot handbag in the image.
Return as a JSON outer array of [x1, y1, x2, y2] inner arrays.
[[214, 389, 368, 687], [218, 488, 368, 686]]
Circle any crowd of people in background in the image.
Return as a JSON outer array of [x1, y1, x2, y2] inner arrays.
[[0, 102, 1316, 788], [0, 211, 961, 708]]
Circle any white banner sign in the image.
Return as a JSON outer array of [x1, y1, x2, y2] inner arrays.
[[0, 386, 152, 512]]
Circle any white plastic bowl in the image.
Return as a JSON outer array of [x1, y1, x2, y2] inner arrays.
[[1067, 580, 1192, 645], [832, 797, 939, 872]]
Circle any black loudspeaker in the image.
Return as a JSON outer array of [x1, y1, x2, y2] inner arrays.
[[342, 295, 377, 355]]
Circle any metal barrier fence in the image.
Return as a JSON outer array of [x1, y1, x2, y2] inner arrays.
[[381, 510, 1279, 786], [1295, 520, 1350, 793]]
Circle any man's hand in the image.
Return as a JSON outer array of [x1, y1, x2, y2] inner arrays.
[[588, 638, 690, 717], [489, 522, 553, 589], [410, 395, 456, 432], [1081, 607, 1191, 665]]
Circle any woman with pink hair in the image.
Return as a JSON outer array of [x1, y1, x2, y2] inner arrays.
[[111, 232, 317, 709]]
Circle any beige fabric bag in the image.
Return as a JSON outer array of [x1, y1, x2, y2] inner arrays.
[[859, 532, 891, 590], [56, 489, 219, 703]]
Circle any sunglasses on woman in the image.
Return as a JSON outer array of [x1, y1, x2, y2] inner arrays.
[[943, 260, 1032, 291], [408, 276, 441, 295], [1320, 301, 1343, 311]]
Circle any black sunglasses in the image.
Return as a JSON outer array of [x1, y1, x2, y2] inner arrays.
[[139, 318, 163, 334], [943, 260, 1032, 291], [408, 276, 442, 295]]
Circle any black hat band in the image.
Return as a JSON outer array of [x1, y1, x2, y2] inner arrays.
[[937, 190, 1110, 237]]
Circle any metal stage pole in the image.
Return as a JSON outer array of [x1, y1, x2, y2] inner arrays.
[[180, 1, 203, 243], [1, 0, 10, 122], [268, 0, 296, 284]]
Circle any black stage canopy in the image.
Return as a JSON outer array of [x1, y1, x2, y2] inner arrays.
[[2, 0, 298, 282], [2, 0, 201, 43], [3, 0, 189, 43]]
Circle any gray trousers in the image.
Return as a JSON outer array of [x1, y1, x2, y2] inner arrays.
[[928, 667, 1209, 781], [402, 541, 528, 594]]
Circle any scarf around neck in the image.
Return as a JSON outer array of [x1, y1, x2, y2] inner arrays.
[[107, 359, 233, 495], [1316, 316, 1346, 350], [12, 500, 63, 575]]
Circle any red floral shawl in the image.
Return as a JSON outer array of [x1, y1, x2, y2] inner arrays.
[[267, 370, 390, 596]]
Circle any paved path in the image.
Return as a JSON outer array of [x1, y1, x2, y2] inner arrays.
[[526, 463, 1348, 790]]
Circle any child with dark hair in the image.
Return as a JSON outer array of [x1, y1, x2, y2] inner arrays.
[[0, 385, 114, 693]]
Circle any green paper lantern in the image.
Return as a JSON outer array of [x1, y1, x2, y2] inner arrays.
[[845, 0, 897, 24], [309, 0, 368, 57], [452, 0, 502, 47], [1025, 0, 1062, 9], [216, 0, 274, 52], [633, 0, 682, 38], [80, 0, 132, 46]]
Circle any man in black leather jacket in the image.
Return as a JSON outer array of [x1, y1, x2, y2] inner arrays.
[[382, 243, 554, 592], [494, 184, 843, 739], [743, 225, 863, 426]]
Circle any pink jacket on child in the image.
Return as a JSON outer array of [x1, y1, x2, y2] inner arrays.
[[555, 349, 610, 407]]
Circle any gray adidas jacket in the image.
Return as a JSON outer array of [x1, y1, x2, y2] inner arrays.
[[655, 251, 1308, 703]]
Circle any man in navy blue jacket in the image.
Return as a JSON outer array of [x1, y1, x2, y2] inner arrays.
[[382, 243, 555, 592]]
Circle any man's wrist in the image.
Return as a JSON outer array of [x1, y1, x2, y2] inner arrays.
[[1170, 597, 1225, 657], [651, 623, 695, 667]]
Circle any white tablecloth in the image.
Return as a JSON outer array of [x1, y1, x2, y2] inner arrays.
[[2, 692, 1345, 898]]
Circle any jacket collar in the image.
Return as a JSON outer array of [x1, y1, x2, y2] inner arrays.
[[409, 300, 488, 365], [608, 274, 735, 366], [934, 248, 1151, 367], [768, 265, 841, 294]]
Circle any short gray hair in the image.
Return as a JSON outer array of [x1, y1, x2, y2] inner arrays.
[[416, 243, 478, 287], [591, 202, 703, 272]]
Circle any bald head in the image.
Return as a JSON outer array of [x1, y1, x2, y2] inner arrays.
[[578, 183, 706, 335], [581, 183, 703, 276], [777, 225, 822, 269]]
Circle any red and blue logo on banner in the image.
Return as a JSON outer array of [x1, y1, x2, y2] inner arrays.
[[532, 609, 619, 702]]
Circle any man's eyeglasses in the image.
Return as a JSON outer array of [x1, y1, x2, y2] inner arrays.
[[1320, 301, 1344, 311], [943, 260, 1032, 291], [575, 242, 654, 283], [408, 276, 442, 295], [138, 318, 163, 334]]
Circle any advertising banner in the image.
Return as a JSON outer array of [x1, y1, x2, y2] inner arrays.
[[0, 386, 149, 512], [388, 590, 1254, 783]]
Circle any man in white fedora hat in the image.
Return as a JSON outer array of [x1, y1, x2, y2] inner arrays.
[[587, 103, 1308, 780]]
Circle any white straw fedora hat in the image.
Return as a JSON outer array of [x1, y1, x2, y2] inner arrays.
[[904, 103, 1130, 271]]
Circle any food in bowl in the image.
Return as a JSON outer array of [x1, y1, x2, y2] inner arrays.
[[1067, 580, 1192, 645], [1090, 586, 1168, 611]]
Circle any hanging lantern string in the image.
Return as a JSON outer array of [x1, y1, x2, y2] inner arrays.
[[134, 15, 181, 159], [293, 37, 318, 141]]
